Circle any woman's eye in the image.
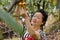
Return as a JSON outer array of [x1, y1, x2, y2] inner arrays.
[[38, 17, 41, 19], [38, 17, 40, 19]]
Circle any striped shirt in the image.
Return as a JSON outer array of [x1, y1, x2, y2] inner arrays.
[[22, 30, 46, 40]]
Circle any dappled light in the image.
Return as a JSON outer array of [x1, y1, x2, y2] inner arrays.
[[0, 0, 60, 40]]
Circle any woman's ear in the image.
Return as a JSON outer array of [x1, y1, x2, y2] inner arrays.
[[41, 21, 44, 25], [41, 23, 43, 25], [41, 21, 45, 26]]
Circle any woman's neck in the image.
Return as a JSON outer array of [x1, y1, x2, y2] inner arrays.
[[32, 25, 40, 31]]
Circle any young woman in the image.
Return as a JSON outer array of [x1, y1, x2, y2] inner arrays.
[[20, 8, 48, 40]]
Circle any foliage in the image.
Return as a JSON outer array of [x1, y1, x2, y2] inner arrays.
[[0, 26, 3, 39], [50, 22, 60, 32], [0, 0, 59, 39], [0, 0, 58, 14], [45, 20, 60, 33], [0, 9, 23, 36]]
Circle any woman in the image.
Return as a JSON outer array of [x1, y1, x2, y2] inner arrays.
[[20, 8, 48, 40]]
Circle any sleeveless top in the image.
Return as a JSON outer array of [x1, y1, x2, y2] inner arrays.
[[22, 29, 46, 40]]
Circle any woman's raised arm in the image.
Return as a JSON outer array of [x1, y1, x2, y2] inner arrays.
[[20, 8, 41, 40]]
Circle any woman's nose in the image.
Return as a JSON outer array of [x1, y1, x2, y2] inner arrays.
[[34, 17, 37, 21]]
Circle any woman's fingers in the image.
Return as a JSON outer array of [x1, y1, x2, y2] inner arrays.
[[19, 8, 28, 18], [19, 8, 25, 15]]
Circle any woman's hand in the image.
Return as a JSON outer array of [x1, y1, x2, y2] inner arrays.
[[19, 8, 28, 18]]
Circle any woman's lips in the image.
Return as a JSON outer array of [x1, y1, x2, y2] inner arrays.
[[32, 20, 36, 23], [31, 20, 37, 25]]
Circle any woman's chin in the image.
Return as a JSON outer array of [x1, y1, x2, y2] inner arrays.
[[31, 22, 36, 25]]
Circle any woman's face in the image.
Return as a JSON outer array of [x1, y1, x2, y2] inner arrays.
[[31, 12, 43, 26]]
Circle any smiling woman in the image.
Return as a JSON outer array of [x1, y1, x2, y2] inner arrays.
[[19, 8, 48, 40]]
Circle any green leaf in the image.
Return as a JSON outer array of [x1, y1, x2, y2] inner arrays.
[[0, 9, 23, 36]]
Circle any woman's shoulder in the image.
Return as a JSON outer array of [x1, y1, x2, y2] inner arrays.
[[39, 30, 46, 40]]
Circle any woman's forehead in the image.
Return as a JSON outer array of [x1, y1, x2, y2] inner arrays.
[[34, 12, 43, 17]]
